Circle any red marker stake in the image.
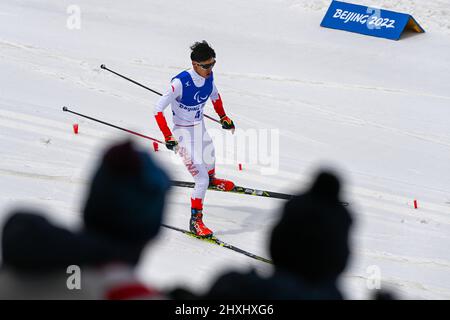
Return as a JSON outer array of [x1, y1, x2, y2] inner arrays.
[[73, 124, 79, 134], [414, 200, 418, 209], [153, 141, 159, 152], [238, 163, 242, 171]]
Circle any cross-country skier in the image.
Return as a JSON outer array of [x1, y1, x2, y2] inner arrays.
[[154, 41, 235, 238]]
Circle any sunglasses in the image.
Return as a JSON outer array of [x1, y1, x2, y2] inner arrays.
[[195, 60, 216, 70]]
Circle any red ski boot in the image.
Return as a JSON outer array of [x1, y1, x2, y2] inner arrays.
[[190, 198, 213, 238], [208, 170, 235, 191], [190, 210, 214, 238]]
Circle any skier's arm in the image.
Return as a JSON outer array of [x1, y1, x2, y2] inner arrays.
[[154, 80, 182, 150], [210, 83, 226, 117], [211, 84, 234, 130]]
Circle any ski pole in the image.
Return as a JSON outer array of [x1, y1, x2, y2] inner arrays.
[[100, 64, 162, 96], [100, 64, 221, 124], [62, 106, 164, 144]]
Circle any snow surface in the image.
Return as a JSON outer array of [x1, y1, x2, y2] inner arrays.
[[1, 0, 449, 299]]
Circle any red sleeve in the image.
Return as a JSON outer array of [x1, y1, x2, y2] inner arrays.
[[212, 94, 226, 118], [154, 112, 172, 138]]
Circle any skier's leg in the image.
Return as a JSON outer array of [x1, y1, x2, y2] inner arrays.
[[174, 124, 213, 237], [202, 122, 216, 178]]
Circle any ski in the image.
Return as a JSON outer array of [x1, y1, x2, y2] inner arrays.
[[172, 180, 291, 199], [171, 180, 350, 206], [162, 224, 272, 264]]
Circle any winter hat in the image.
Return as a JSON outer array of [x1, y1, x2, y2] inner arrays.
[[83, 140, 171, 245], [270, 170, 353, 283]]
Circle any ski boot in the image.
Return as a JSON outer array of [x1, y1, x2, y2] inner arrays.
[[208, 170, 235, 191], [190, 209, 214, 238], [190, 198, 213, 238]]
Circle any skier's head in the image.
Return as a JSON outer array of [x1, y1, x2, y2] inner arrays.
[[83, 140, 171, 246], [190, 40, 216, 79], [270, 170, 353, 284]]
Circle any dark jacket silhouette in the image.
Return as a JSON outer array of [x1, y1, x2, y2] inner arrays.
[[204, 170, 353, 300], [0, 140, 170, 299]]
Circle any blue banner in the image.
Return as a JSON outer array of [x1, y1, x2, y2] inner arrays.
[[320, 1, 425, 40]]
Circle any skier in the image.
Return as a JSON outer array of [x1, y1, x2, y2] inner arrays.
[[154, 41, 235, 238]]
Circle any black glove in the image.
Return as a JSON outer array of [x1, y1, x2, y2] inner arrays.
[[220, 115, 235, 130], [165, 135, 178, 151]]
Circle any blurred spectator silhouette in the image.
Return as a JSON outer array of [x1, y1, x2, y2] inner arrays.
[[0, 140, 170, 299], [198, 170, 354, 299]]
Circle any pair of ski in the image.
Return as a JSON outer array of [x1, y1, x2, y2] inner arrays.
[[164, 180, 349, 264]]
